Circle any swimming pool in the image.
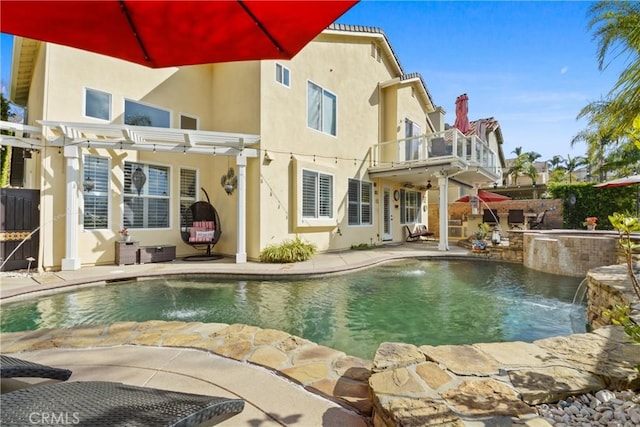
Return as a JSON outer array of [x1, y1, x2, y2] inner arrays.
[[0, 259, 586, 359]]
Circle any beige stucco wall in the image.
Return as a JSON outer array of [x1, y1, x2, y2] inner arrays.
[[26, 44, 258, 269], [18, 29, 436, 268], [256, 33, 432, 253]]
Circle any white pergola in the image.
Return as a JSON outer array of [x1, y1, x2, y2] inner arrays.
[[0, 120, 260, 268]]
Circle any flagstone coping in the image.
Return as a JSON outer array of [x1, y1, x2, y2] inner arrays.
[[1, 321, 638, 426]]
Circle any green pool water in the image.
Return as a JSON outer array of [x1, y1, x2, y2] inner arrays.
[[0, 259, 586, 359]]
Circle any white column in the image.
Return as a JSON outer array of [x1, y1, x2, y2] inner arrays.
[[438, 174, 449, 251], [235, 153, 247, 263], [61, 146, 81, 270]]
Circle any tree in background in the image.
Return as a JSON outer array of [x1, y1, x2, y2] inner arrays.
[[564, 154, 587, 184], [0, 93, 11, 187], [575, 1, 640, 175]]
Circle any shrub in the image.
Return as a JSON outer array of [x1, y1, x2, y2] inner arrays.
[[260, 235, 316, 263]]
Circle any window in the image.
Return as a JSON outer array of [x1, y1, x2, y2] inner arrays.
[[348, 179, 372, 226], [124, 100, 170, 127], [180, 114, 198, 130], [302, 169, 333, 219], [123, 162, 170, 229], [404, 119, 421, 161], [276, 63, 290, 87], [399, 189, 421, 224], [307, 81, 336, 136], [83, 155, 109, 229], [85, 88, 111, 121], [180, 168, 197, 227]]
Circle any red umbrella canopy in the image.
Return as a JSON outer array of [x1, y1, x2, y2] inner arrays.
[[454, 93, 471, 134], [1, 0, 358, 68], [455, 189, 511, 203], [593, 174, 640, 188]]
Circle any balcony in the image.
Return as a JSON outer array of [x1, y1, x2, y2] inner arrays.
[[369, 128, 501, 187]]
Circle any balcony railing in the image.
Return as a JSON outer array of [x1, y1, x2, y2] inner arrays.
[[372, 128, 500, 176]]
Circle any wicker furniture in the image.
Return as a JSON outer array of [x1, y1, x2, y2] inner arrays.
[[138, 245, 176, 264], [0, 355, 72, 381], [0, 381, 245, 426], [115, 241, 139, 266]]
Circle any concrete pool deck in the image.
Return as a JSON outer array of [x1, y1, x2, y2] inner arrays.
[[1, 242, 639, 426]]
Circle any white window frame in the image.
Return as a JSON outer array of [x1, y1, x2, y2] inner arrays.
[[348, 179, 373, 226], [123, 161, 171, 230], [123, 98, 172, 128], [275, 63, 290, 87], [400, 189, 421, 225], [83, 87, 111, 121], [82, 154, 110, 230], [307, 80, 337, 136], [298, 167, 334, 227]]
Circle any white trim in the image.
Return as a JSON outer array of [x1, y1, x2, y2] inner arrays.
[[0, 120, 43, 149], [38, 121, 260, 156]]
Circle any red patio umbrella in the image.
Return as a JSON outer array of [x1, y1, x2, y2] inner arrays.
[[1, 0, 358, 68], [454, 189, 511, 203], [594, 174, 640, 215], [454, 93, 471, 134], [593, 174, 640, 188]]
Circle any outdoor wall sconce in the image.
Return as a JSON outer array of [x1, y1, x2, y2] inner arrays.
[[221, 167, 237, 195], [263, 150, 274, 163], [426, 180, 432, 190], [83, 176, 95, 192], [132, 167, 146, 196], [493, 182, 498, 189]]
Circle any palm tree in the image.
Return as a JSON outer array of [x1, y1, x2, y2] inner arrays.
[[506, 147, 526, 185], [564, 154, 587, 184], [582, 1, 640, 145]]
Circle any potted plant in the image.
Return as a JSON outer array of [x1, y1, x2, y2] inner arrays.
[[471, 223, 489, 250], [119, 227, 131, 242], [583, 216, 598, 231]]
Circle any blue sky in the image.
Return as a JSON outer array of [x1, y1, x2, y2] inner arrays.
[[1, 1, 625, 161], [337, 0, 624, 161]]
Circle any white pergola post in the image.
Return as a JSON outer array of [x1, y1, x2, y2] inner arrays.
[[61, 146, 81, 270], [235, 153, 247, 263], [438, 174, 449, 251]]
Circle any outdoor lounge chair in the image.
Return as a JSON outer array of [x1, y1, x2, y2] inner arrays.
[[1, 355, 72, 381], [404, 224, 435, 242], [530, 210, 547, 230], [0, 381, 245, 426]]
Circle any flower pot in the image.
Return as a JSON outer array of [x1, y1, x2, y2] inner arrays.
[[587, 225, 595, 231], [122, 235, 131, 242]]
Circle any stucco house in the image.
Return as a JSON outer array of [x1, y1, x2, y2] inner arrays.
[[1, 24, 504, 272]]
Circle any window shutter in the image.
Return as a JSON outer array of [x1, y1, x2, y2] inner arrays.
[[361, 181, 372, 224], [83, 155, 109, 229], [400, 189, 406, 224], [348, 179, 359, 225], [302, 170, 317, 218], [318, 173, 333, 217]]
